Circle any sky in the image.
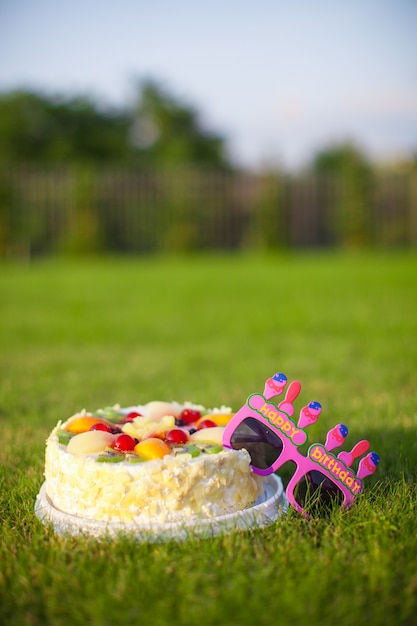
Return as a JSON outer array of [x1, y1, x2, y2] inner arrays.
[[1, 0, 417, 169]]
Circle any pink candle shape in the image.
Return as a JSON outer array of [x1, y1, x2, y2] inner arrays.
[[357, 452, 380, 479], [298, 401, 322, 429], [325, 424, 349, 451], [277, 380, 301, 416], [338, 440, 370, 468], [263, 372, 287, 400]]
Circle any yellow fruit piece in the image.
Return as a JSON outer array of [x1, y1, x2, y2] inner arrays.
[[134, 437, 171, 460], [122, 415, 175, 440], [189, 426, 225, 445], [67, 430, 115, 454], [65, 416, 111, 434], [145, 401, 181, 420], [198, 413, 234, 427]]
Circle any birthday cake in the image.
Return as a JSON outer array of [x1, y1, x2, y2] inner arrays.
[[44, 401, 264, 525]]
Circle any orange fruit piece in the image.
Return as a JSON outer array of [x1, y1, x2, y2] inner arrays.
[[196, 413, 234, 427], [134, 437, 171, 460], [65, 416, 112, 434]]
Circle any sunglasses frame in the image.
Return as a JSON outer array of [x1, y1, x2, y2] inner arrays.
[[222, 377, 378, 517]]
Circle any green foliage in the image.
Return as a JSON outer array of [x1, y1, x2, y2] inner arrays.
[[131, 79, 230, 169], [0, 253, 417, 626], [0, 83, 231, 169], [0, 91, 131, 164]]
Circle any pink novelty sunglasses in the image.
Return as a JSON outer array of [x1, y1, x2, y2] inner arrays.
[[222, 373, 380, 517]]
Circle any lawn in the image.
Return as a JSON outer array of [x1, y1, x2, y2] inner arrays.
[[1, 251, 416, 626]]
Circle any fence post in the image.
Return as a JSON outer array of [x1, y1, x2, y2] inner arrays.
[[408, 168, 417, 246], [58, 164, 103, 254]]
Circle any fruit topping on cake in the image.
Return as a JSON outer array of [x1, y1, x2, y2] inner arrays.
[[56, 402, 233, 463]]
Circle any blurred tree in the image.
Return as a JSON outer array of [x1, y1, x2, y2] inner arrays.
[[0, 90, 131, 164], [0, 83, 232, 168], [129, 79, 231, 169], [311, 143, 370, 177]]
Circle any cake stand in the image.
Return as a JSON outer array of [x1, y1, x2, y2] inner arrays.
[[35, 474, 288, 542]]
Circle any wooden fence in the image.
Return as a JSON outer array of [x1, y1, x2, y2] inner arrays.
[[1, 165, 416, 258]]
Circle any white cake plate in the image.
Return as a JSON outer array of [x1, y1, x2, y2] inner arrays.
[[34, 474, 288, 542]]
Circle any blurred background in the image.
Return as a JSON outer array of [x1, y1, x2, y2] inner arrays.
[[1, 0, 416, 259]]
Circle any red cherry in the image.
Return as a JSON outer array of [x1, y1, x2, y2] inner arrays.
[[112, 433, 136, 452], [180, 408, 202, 425], [197, 419, 217, 430], [165, 429, 189, 444], [121, 411, 142, 424], [90, 422, 113, 433]]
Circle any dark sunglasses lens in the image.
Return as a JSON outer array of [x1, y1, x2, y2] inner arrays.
[[230, 417, 283, 469], [293, 470, 345, 514]]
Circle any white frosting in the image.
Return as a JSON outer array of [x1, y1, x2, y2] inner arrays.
[[45, 424, 263, 524]]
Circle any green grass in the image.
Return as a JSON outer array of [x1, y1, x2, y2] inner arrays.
[[1, 251, 417, 626]]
